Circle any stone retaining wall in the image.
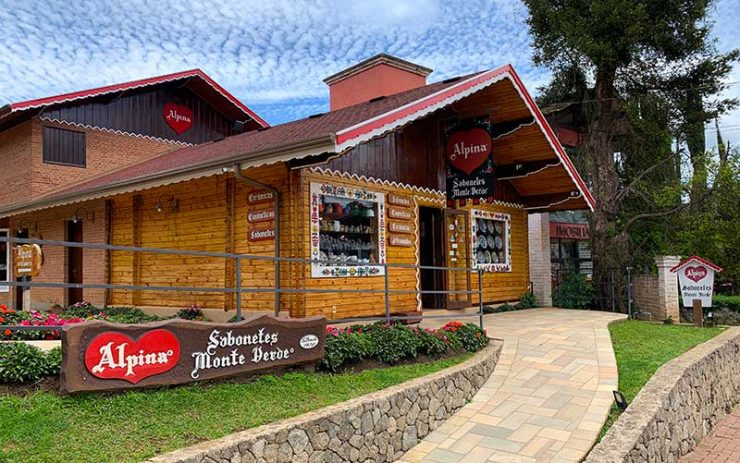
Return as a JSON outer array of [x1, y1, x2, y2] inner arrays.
[[147, 342, 502, 463], [586, 327, 740, 463]]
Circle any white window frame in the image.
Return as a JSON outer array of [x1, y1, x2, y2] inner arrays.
[[309, 182, 386, 278], [470, 210, 512, 272], [0, 229, 9, 292]]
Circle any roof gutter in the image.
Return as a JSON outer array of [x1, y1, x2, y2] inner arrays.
[[0, 134, 336, 218]]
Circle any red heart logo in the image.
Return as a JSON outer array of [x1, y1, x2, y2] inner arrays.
[[685, 266, 708, 283], [163, 103, 193, 135], [85, 329, 180, 384], [446, 127, 493, 175]]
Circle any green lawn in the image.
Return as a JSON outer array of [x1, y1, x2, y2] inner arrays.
[[0, 354, 471, 463], [600, 321, 724, 437]]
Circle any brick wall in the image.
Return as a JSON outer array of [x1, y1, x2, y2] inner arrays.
[[8, 200, 108, 309], [633, 273, 662, 319], [527, 213, 552, 306], [0, 118, 180, 208]]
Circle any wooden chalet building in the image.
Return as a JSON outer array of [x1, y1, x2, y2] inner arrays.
[[0, 54, 594, 321]]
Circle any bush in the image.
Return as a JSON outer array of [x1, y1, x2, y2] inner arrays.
[[176, 305, 207, 321], [518, 292, 538, 309], [0, 343, 61, 383], [713, 295, 740, 313], [319, 321, 488, 372], [553, 273, 594, 309]]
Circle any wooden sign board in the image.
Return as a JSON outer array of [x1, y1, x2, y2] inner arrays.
[[248, 209, 275, 224], [388, 207, 412, 220], [13, 244, 42, 277], [389, 221, 412, 234], [389, 235, 413, 247], [249, 227, 275, 241], [671, 256, 723, 308], [61, 315, 326, 393], [247, 190, 276, 206], [388, 194, 411, 207]]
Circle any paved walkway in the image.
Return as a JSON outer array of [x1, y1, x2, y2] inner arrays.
[[680, 405, 740, 462], [399, 308, 626, 463]]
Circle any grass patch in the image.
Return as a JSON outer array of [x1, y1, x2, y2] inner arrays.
[[600, 321, 723, 438], [0, 354, 472, 463]]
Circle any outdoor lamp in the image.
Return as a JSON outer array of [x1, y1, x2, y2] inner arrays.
[[613, 391, 628, 411], [156, 193, 179, 213], [72, 207, 95, 224]]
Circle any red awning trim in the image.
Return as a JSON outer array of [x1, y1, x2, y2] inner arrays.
[[505, 68, 595, 211], [523, 193, 583, 211], [5, 69, 269, 128], [670, 256, 724, 273]]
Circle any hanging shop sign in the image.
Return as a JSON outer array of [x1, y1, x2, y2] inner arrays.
[[247, 190, 276, 206], [249, 227, 275, 242], [389, 221, 412, 234], [61, 315, 327, 393], [247, 209, 275, 224], [388, 194, 411, 207], [671, 256, 723, 308], [388, 207, 412, 220], [389, 235, 413, 247], [549, 222, 590, 240], [163, 103, 193, 135], [13, 244, 42, 278], [445, 124, 494, 202]]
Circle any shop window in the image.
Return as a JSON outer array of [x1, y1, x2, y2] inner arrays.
[[470, 210, 511, 272], [310, 182, 386, 277], [43, 126, 86, 167], [0, 229, 8, 292]]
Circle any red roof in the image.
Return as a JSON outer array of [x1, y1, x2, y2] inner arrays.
[[0, 64, 595, 216], [670, 256, 724, 273], [1, 69, 268, 128]]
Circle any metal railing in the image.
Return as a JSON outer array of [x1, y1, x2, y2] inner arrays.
[[0, 236, 486, 332]]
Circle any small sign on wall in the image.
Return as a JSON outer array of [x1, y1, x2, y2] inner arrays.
[[248, 190, 276, 206], [163, 103, 193, 135], [388, 194, 411, 207], [389, 235, 413, 247], [389, 221, 412, 234], [247, 209, 275, 224], [13, 244, 42, 277], [388, 207, 412, 220], [249, 227, 275, 242]]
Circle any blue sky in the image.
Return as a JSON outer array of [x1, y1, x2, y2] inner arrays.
[[1, 0, 738, 147]]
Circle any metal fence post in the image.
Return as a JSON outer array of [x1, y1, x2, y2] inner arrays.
[[384, 264, 390, 323], [626, 266, 632, 319], [478, 269, 484, 329], [235, 256, 242, 322]]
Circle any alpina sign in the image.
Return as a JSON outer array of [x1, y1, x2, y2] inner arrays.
[[445, 125, 494, 202], [670, 256, 723, 308], [163, 103, 193, 135], [61, 315, 326, 393]]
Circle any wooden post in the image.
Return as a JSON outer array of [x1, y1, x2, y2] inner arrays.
[[693, 299, 703, 327]]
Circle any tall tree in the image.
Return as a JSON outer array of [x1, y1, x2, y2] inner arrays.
[[524, 0, 738, 306]]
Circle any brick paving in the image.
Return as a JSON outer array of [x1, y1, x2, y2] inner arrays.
[[398, 308, 626, 463], [680, 406, 740, 463]]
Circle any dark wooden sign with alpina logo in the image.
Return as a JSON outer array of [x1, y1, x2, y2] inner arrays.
[[61, 314, 326, 393]]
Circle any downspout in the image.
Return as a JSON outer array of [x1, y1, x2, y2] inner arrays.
[[232, 164, 281, 317]]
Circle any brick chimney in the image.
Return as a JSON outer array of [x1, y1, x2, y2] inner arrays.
[[323, 54, 433, 111]]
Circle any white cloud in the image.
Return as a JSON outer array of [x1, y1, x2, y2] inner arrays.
[[0, 0, 737, 149]]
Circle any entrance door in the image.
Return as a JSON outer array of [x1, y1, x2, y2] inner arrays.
[[443, 209, 471, 310], [419, 207, 445, 309], [67, 221, 83, 305]]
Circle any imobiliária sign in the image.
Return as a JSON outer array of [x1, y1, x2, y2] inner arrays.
[[61, 314, 326, 393], [670, 256, 723, 308]]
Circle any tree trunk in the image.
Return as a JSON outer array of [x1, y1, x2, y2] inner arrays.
[[685, 90, 707, 210], [585, 71, 630, 311]]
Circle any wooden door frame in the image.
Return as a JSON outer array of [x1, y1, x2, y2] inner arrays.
[[66, 220, 84, 306], [443, 208, 472, 310]]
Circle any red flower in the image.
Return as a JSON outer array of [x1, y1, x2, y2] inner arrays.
[[3, 329, 10, 336]]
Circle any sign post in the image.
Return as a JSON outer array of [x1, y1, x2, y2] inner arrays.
[[670, 256, 723, 327]]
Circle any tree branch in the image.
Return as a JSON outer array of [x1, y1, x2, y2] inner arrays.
[[622, 202, 688, 232], [615, 155, 675, 204]]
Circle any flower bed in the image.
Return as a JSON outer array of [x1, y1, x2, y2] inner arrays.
[[320, 321, 488, 371]]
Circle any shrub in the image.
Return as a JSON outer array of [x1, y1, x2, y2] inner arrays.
[[518, 292, 538, 309], [176, 305, 207, 321], [414, 328, 448, 357], [713, 295, 740, 313], [443, 322, 488, 352], [320, 328, 375, 371], [0, 343, 60, 383], [553, 273, 594, 309], [368, 324, 420, 364]]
